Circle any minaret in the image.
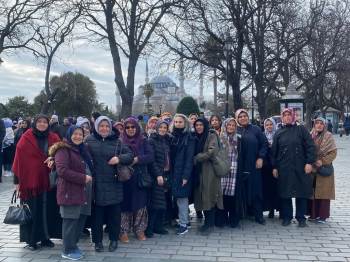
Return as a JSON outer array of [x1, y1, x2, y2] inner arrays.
[[198, 64, 204, 105], [178, 54, 185, 98], [145, 59, 149, 84]]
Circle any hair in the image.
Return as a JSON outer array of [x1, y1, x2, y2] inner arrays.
[[169, 113, 191, 133]]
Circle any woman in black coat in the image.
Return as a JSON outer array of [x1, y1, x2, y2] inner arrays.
[[146, 120, 171, 237], [170, 114, 195, 235], [272, 108, 316, 227], [86, 116, 133, 252], [120, 117, 154, 242], [235, 109, 268, 225]]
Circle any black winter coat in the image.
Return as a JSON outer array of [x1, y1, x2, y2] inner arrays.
[[170, 131, 195, 198], [86, 131, 133, 206], [0, 119, 5, 151], [148, 133, 171, 210], [271, 124, 316, 199]]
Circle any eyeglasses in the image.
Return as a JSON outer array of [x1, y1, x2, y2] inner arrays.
[[125, 126, 136, 130]]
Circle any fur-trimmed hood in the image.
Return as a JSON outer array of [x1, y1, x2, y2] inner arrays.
[[49, 141, 71, 157]]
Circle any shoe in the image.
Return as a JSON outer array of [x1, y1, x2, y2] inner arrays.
[[268, 210, 275, 219], [61, 251, 83, 261], [137, 232, 146, 241], [176, 225, 188, 235], [108, 241, 118, 252], [196, 211, 203, 219], [282, 220, 291, 226], [119, 233, 129, 243], [94, 242, 104, 252], [176, 222, 191, 229], [255, 218, 266, 225], [298, 220, 308, 228], [230, 220, 240, 228], [317, 218, 327, 224], [27, 244, 38, 251], [41, 239, 54, 248], [153, 228, 169, 235], [199, 224, 213, 236], [145, 229, 154, 238], [82, 228, 90, 237], [308, 217, 318, 222]]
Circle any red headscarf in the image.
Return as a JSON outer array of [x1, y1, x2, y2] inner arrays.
[[281, 108, 295, 125]]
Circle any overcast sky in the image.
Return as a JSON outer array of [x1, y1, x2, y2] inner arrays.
[[0, 40, 216, 111]]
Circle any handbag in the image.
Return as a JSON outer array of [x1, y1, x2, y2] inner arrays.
[[114, 141, 133, 182], [318, 164, 334, 177], [3, 191, 32, 225], [211, 134, 231, 178]]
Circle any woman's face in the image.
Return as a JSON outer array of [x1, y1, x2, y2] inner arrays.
[[98, 121, 110, 138], [125, 123, 137, 137], [190, 115, 198, 125], [226, 120, 236, 134], [195, 121, 204, 134], [116, 124, 124, 134], [211, 117, 220, 129], [81, 124, 90, 137], [265, 120, 274, 132], [36, 118, 48, 132], [282, 112, 293, 125], [71, 129, 84, 145], [158, 123, 168, 136], [174, 117, 185, 129], [22, 122, 28, 129], [148, 119, 157, 130], [314, 120, 325, 132], [237, 113, 249, 127]]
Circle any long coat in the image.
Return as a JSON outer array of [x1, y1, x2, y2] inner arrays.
[[86, 132, 133, 206], [193, 130, 223, 211], [170, 132, 195, 198], [148, 133, 171, 210], [121, 139, 154, 212], [313, 149, 337, 200], [236, 124, 268, 204], [272, 124, 316, 199]]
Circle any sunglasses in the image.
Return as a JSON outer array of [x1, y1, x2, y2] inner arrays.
[[125, 126, 136, 130]]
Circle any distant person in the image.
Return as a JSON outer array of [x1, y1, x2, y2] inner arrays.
[[327, 120, 333, 133], [344, 116, 350, 136], [0, 118, 5, 183]]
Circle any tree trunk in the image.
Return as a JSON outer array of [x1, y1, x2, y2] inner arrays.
[[41, 55, 54, 114], [213, 68, 218, 112]]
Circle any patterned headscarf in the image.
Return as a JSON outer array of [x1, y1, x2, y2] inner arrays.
[[235, 109, 249, 127], [281, 108, 295, 125], [264, 118, 277, 145], [311, 117, 337, 159]]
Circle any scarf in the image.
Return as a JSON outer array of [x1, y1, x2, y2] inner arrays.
[[281, 108, 296, 126], [264, 118, 277, 145], [32, 114, 50, 153], [194, 118, 210, 155], [311, 117, 337, 158], [122, 117, 144, 155]]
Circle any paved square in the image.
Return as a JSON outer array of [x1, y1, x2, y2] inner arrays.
[[1, 136, 350, 262]]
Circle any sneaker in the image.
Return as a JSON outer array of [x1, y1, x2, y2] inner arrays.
[[176, 225, 188, 235], [176, 222, 191, 229], [298, 220, 308, 228], [41, 239, 55, 248], [317, 218, 327, 224], [282, 220, 291, 226], [119, 233, 129, 243], [61, 251, 83, 260]]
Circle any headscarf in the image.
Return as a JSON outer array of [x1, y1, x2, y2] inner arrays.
[[221, 118, 238, 148], [209, 114, 222, 133], [235, 109, 249, 127], [51, 114, 59, 124], [264, 118, 277, 145], [194, 118, 210, 154], [146, 116, 159, 136], [65, 125, 94, 171], [122, 117, 144, 155], [281, 108, 295, 126], [76, 116, 90, 128], [156, 120, 169, 133], [94, 116, 112, 137], [113, 121, 124, 129], [32, 114, 50, 138], [311, 117, 337, 158]]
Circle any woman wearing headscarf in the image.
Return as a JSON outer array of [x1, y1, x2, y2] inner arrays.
[[216, 118, 242, 228], [271, 108, 316, 227], [76, 117, 91, 140], [262, 118, 280, 218], [12, 114, 61, 250], [235, 109, 268, 225], [209, 115, 222, 135], [193, 118, 223, 235], [49, 126, 93, 260], [14, 119, 31, 146], [2, 118, 15, 176], [113, 122, 124, 135], [120, 117, 154, 242], [86, 116, 133, 252], [146, 120, 171, 237], [308, 117, 337, 223], [145, 116, 159, 137], [169, 114, 195, 235]]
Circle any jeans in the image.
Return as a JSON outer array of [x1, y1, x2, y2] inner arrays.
[[281, 198, 307, 222], [62, 215, 87, 254], [176, 198, 189, 227]]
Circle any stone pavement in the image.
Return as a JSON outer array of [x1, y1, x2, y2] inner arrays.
[[0, 136, 350, 262]]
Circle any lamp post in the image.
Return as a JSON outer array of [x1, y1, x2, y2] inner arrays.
[[159, 104, 163, 115], [143, 83, 154, 115], [222, 32, 234, 118]]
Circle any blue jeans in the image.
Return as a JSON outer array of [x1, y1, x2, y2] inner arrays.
[[176, 198, 189, 227]]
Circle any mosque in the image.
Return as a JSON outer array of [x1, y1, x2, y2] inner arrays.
[[115, 58, 205, 115]]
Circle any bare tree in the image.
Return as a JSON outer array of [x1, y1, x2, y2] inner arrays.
[[82, 0, 182, 118], [0, 0, 52, 59], [31, 0, 82, 113]]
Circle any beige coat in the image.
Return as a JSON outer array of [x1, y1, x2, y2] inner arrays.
[[313, 149, 337, 200]]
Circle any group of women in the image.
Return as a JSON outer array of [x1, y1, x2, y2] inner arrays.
[[11, 108, 337, 260]]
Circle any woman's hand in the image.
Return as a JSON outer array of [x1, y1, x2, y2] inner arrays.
[[157, 176, 164, 186], [44, 157, 55, 169], [256, 158, 263, 169], [132, 157, 139, 165], [272, 169, 278, 178], [315, 160, 323, 168], [182, 179, 188, 186], [108, 156, 120, 165], [85, 175, 92, 184], [305, 164, 313, 174]]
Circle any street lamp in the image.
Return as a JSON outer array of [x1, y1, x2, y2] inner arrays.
[[222, 32, 234, 118], [143, 83, 154, 115], [159, 104, 163, 115]]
